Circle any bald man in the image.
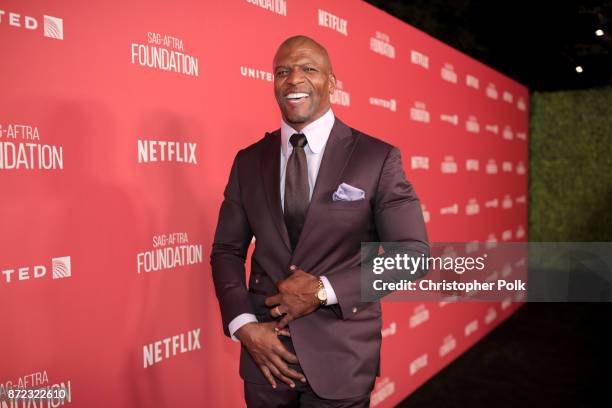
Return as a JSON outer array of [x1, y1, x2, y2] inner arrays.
[[211, 35, 429, 407]]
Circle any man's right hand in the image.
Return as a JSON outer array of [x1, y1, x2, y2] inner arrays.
[[235, 321, 306, 389]]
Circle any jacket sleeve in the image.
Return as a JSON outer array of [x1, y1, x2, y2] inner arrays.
[[210, 150, 255, 337], [325, 147, 430, 319]]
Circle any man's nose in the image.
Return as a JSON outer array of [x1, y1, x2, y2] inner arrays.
[[287, 68, 305, 85]]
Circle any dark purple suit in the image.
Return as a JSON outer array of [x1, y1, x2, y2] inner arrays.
[[211, 118, 428, 399]]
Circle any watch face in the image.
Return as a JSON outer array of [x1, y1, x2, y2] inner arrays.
[[317, 288, 326, 301]]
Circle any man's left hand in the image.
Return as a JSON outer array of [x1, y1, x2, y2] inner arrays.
[[265, 267, 320, 329]]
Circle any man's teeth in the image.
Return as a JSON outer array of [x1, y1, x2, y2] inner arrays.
[[286, 93, 309, 99]]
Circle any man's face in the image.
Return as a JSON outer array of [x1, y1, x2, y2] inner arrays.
[[273, 41, 336, 131]]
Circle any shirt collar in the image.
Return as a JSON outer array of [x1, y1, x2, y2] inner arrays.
[[281, 108, 335, 158]]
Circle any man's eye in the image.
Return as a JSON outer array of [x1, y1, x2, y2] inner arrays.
[[304, 67, 317, 72], [276, 70, 289, 76]]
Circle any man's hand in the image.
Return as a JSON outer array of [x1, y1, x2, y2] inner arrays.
[[235, 321, 306, 389], [265, 267, 320, 330]]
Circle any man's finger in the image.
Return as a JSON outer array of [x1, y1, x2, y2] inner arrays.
[[259, 365, 277, 389], [276, 314, 294, 329], [266, 361, 295, 388], [275, 345, 299, 365], [265, 294, 282, 307], [277, 328, 291, 337], [271, 304, 289, 318], [270, 353, 304, 383]]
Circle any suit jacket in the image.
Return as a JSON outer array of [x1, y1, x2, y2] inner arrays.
[[210, 118, 429, 399]]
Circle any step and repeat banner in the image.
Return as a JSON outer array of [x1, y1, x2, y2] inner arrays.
[[0, 1, 528, 406]]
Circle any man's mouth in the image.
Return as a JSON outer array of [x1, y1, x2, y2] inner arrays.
[[285, 92, 310, 104]]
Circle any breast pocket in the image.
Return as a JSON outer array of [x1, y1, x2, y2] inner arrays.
[[321, 199, 371, 234], [328, 199, 368, 211]]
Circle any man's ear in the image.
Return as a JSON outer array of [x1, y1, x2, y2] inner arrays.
[[328, 73, 337, 95]]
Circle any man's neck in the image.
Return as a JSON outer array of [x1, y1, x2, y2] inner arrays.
[[283, 109, 331, 133]]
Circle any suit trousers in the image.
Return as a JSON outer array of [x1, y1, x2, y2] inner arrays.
[[243, 336, 371, 408]]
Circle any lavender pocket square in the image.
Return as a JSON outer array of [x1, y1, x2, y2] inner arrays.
[[332, 183, 365, 202]]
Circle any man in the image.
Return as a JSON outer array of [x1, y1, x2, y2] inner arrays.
[[211, 35, 429, 407]]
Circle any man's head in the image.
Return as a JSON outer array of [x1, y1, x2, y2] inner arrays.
[[273, 35, 336, 131]]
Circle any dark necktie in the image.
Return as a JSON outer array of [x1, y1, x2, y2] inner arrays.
[[284, 133, 310, 250]]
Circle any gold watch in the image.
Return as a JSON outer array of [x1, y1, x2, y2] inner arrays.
[[316, 278, 327, 306]]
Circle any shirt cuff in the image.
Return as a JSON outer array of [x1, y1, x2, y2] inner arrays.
[[228, 313, 258, 342], [320, 276, 338, 305]]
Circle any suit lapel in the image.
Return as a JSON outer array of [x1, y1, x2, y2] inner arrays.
[[292, 118, 357, 261], [261, 130, 292, 252]]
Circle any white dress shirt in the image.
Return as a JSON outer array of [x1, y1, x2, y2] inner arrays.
[[228, 108, 339, 340]]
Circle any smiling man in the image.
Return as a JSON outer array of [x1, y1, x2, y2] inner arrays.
[[211, 35, 429, 407]]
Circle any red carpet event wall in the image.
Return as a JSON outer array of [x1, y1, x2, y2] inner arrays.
[[0, 1, 528, 407]]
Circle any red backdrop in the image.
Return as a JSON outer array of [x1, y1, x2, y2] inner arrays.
[[0, 1, 528, 407]]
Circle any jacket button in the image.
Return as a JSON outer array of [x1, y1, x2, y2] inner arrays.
[[255, 278, 259, 284], [352, 307, 358, 313]]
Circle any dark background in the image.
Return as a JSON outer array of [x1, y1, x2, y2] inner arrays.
[[366, 0, 612, 91], [363, 1, 612, 407]]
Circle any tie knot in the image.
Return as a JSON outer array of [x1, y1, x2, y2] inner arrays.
[[290, 133, 308, 148]]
